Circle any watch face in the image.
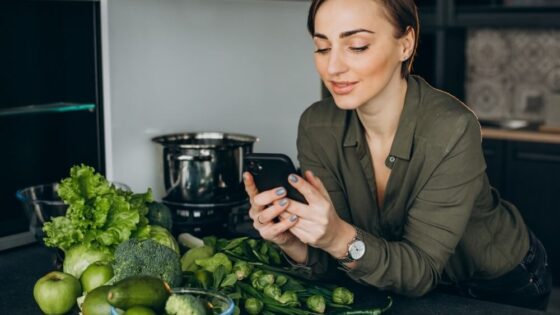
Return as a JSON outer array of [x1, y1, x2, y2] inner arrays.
[[349, 240, 366, 260]]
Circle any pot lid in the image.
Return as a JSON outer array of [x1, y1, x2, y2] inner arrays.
[[152, 132, 257, 149]]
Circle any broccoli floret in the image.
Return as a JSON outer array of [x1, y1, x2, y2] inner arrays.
[[165, 294, 207, 315], [111, 239, 182, 287]]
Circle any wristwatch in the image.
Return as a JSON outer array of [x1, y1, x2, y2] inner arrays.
[[336, 226, 366, 264]]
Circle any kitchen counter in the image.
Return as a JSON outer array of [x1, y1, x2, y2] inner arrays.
[[482, 127, 560, 144], [0, 243, 549, 315]]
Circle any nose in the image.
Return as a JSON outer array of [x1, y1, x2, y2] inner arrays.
[[327, 49, 347, 76]]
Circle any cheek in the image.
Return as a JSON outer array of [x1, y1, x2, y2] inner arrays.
[[356, 53, 395, 79]]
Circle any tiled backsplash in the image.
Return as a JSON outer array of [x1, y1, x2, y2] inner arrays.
[[465, 29, 560, 125]]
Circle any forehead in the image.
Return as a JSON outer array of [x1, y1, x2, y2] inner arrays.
[[314, 0, 390, 34]]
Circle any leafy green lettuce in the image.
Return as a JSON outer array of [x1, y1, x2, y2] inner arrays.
[[43, 165, 152, 251]]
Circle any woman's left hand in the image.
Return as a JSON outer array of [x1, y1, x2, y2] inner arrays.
[[284, 171, 355, 257]]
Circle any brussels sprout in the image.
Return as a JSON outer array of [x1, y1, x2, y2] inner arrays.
[[332, 287, 354, 305], [233, 261, 253, 280], [275, 275, 288, 287], [247, 239, 258, 250], [278, 290, 299, 307], [306, 295, 326, 313], [263, 284, 282, 301], [255, 273, 275, 290], [249, 270, 264, 283], [244, 297, 264, 315]]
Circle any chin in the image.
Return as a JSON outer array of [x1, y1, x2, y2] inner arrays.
[[331, 95, 363, 110]]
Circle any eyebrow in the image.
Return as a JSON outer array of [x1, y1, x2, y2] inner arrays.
[[313, 28, 375, 40]]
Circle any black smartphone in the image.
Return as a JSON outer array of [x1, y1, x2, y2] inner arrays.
[[244, 153, 307, 204]]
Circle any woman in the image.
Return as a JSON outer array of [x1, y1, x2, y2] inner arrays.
[[243, 0, 552, 310]]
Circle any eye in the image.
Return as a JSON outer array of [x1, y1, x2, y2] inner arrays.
[[314, 47, 331, 54], [349, 45, 370, 52]]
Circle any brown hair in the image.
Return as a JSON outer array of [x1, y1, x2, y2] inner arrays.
[[307, 0, 419, 78]]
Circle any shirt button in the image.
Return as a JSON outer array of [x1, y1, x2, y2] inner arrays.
[[388, 156, 396, 163]]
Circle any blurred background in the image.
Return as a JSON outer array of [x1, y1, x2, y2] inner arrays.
[[0, 0, 559, 312]]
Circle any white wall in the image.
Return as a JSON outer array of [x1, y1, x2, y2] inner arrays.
[[102, 0, 320, 198]]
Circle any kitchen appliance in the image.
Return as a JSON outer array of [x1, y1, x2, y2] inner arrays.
[[162, 198, 253, 237], [153, 132, 257, 237], [152, 132, 257, 203]]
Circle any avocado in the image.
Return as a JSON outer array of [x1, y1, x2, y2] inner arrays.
[[107, 275, 171, 311], [82, 285, 113, 315]]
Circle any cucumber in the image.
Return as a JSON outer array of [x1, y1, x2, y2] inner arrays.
[[123, 306, 157, 315], [107, 275, 171, 311]]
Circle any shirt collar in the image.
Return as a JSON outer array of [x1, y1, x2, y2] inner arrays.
[[343, 75, 420, 161]]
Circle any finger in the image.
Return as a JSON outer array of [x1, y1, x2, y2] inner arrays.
[[256, 198, 290, 224], [253, 186, 287, 207], [243, 172, 259, 198], [259, 217, 299, 241], [283, 199, 310, 220], [287, 173, 323, 205], [304, 170, 330, 200]]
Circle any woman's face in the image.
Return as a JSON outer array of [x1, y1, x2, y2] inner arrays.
[[313, 0, 408, 110]]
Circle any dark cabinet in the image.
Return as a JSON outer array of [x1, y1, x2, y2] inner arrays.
[[0, 0, 104, 249], [483, 138, 560, 285]]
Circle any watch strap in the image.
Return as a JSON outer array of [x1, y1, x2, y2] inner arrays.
[[335, 226, 360, 264]]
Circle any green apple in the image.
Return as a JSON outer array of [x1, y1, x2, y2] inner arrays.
[[80, 261, 114, 293], [33, 271, 82, 315]]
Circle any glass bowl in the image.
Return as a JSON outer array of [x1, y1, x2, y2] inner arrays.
[[110, 288, 235, 315], [16, 182, 130, 240]]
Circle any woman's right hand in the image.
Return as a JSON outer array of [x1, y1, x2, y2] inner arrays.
[[243, 172, 299, 246]]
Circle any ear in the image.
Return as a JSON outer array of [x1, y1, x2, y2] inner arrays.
[[400, 26, 415, 62]]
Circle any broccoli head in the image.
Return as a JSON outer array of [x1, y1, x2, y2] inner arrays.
[[112, 238, 182, 287], [165, 294, 207, 315]]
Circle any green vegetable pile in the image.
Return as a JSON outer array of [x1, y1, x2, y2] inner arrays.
[[180, 235, 358, 315], [36, 165, 394, 315], [41, 165, 180, 283]]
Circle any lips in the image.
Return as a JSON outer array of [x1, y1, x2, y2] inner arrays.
[[330, 81, 358, 95]]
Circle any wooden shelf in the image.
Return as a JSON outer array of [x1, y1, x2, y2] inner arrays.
[[482, 127, 560, 144]]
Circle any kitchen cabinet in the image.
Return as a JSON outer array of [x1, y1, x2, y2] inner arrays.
[[0, 0, 104, 250], [413, 0, 560, 100], [482, 137, 560, 285]]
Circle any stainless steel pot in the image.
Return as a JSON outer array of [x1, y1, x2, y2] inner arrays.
[[152, 132, 257, 203]]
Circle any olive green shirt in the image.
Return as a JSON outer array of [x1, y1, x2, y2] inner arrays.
[[295, 75, 529, 297]]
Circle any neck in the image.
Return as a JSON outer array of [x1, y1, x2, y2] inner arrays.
[[356, 74, 408, 142]]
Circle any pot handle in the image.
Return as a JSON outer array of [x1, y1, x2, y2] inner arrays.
[[169, 154, 212, 162]]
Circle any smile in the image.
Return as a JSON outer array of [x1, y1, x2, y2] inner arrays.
[[330, 81, 358, 95]]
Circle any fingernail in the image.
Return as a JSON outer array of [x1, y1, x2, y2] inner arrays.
[[242, 173, 248, 181], [275, 187, 286, 196], [288, 174, 298, 183], [279, 198, 288, 206], [289, 214, 298, 222]]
